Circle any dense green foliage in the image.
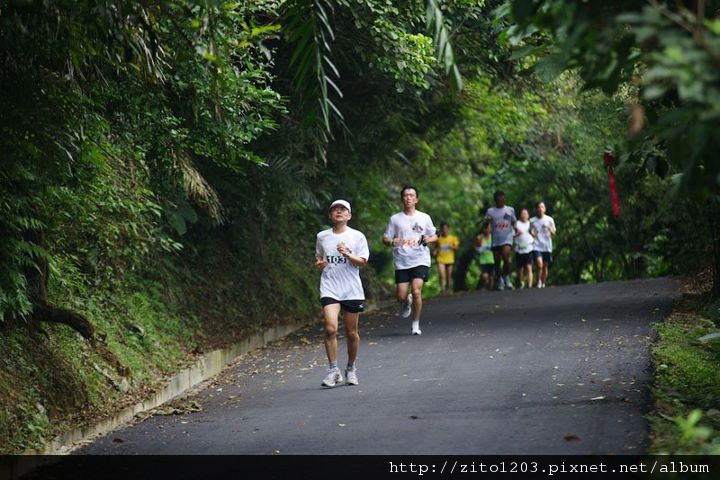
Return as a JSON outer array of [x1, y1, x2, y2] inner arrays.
[[504, 0, 720, 289], [1, 0, 718, 452]]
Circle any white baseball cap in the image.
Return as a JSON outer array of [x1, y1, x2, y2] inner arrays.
[[329, 199, 351, 212]]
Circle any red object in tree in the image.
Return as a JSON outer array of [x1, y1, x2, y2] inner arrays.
[[604, 151, 622, 217]]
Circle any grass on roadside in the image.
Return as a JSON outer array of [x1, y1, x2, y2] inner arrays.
[[649, 295, 720, 454]]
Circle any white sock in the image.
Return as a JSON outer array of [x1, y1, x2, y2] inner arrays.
[[412, 320, 420, 331]]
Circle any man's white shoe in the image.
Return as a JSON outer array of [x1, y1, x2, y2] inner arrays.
[[345, 369, 359, 386], [401, 294, 413, 318], [321, 368, 343, 387], [495, 277, 504, 291], [411, 328, 422, 335], [504, 276, 514, 290]]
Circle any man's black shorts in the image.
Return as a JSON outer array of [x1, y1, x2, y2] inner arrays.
[[480, 263, 495, 275], [533, 251, 553, 264], [320, 297, 365, 313], [491, 244, 512, 253], [395, 265, 430, 284]]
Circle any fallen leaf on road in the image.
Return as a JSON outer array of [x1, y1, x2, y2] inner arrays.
[[590, 396, 605, 401], [564, 434, 580, 442], [112, 438, 124, 443], [409, 415, 419, 420], [338, 423, 346, 427]]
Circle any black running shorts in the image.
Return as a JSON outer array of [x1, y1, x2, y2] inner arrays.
[[394, 265, 430, 284], [320, 297, 365, 313]]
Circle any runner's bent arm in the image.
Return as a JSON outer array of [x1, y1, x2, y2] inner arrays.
[[423, 234, 438, 244], [315, 237, 327, 270], [337, 243, 368, 267], [383, 235, 398, 247], [383, 218, 398, 247]]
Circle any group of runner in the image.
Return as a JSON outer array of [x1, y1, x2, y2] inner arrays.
[[477, 190, 557, 291], [313, 185, 556, 388]]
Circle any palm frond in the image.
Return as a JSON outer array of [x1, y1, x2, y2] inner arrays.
[[426, 0, 464, 91], [282, 0, 344, 162], [177, 151, 224, 224]]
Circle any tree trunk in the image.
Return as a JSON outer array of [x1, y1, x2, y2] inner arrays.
[[23, 229, 94, 339]]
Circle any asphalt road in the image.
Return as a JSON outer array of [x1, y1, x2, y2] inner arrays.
[[78, 278, 680, 455]]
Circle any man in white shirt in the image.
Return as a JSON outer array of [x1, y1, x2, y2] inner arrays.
[[484, 191, 517, 291], [529, 201, 556, 288], [315, 199, 369, 387], [383, 185, 438, 335]]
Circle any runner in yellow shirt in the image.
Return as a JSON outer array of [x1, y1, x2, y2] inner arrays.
[[434, 222, 460, 294]]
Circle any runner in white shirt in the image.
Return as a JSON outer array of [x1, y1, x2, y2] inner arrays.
[[315, 199, 369, 387], [383, 185, 438, 335], [484, 190, 517, 291], [514, 208, 534, 289], [529, 201, 556, 289]]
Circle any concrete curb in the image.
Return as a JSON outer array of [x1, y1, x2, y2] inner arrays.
[[5, 318, 319, 478], [36, 319, 311, 456], [20, 298, 396, 460]]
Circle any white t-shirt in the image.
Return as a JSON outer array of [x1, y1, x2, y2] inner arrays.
[[530, 215, 556, 252], [383, 211, 436, 270], [514, 220, 534, 254], [485, 206, 517, 247], [315, 227, 369, 300]]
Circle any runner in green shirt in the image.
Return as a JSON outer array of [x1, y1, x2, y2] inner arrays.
[[474, 222, 495, 290]]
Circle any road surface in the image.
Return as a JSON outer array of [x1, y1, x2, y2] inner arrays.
[[79, 278, 680, 455]]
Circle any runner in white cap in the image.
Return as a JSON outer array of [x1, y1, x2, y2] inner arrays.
[[315, 199, 369, 387], [383, 185, 438, 335]]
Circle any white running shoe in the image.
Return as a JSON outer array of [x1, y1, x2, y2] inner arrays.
[[504, 276, 514, 290], [345, 369, 359, 386], [401, 294, 413, 318], [495, 277, 504, 291], [321, 368, 343, 387], [520, 281, 526, 289], [411, 327, 422, 335]]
